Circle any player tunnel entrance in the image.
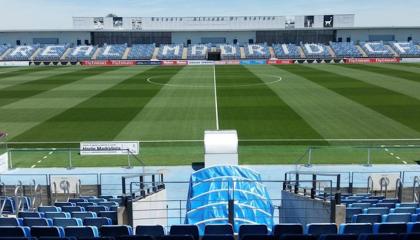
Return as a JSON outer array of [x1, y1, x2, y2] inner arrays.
[[207, 50, 221, 61]]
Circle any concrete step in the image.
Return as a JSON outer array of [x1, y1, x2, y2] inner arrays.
[[182, 48, 188, 60], [268, 47, 276, 58], [152, 47, 159, 59], [327, 46, 336, 58], [122, 47, 130, 60], [61, 48, 73, 60], [356, 45, 368, 57], [240, 47, 246, 59], [30, 48, 42, 60], [0, 48, 12, 60]]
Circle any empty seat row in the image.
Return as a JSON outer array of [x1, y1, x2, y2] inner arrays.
[[0, 217, 112, 228]]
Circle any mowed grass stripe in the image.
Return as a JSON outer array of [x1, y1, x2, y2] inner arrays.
[[216, 65, 324, 141], [341, 64, 420, 83], [11, 66, 183, 142], [288, 65, 420, 134], [248, 65, 419, 140], [0, 67, 114, 108], [0, 67, 52, 80]]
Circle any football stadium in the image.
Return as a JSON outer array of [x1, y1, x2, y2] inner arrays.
[[1, 1, 420, 239]]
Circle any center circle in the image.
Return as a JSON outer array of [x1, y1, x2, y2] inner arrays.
[[146, 74, 283, 88]]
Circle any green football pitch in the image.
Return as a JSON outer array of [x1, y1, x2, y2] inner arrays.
[[1, 63, 420, 167]]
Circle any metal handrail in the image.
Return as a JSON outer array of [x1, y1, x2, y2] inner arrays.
[[379, 177, 389, 198], [367, 176, 374, 194], [14, 181, 24, 214], [413, 176, 420, 202], [395, 178, 403, 201]]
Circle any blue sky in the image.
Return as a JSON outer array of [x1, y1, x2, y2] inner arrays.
[[0, 0, 419, 29]]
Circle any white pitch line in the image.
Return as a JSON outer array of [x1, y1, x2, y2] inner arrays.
[[37, 160, 42, 163], [49, 151, 53, 155], [403, 161, 408, 164], [31, 165, 36, 168], [213, 64, 219, 130]]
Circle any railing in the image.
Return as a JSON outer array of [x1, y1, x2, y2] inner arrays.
[[14, 181, 24, 214], [413, 176, 420, 202]]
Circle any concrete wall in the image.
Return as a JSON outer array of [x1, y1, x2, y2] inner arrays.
[[132, 190, 167, 228], [280, 191, 345, 226], [336, 28, 420, 42], [172, 31, 256, 45], [0, 31, 91, 45]]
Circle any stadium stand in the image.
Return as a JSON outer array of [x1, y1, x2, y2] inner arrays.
[[243, 44, 271, 59], [390, 41, 420, 57], [301, 43, 332, 59], [330, 42, 363, 58], [187, 44, 210, 60], [272, 43, 302, 59], [127, 44, 155, 60], [66, 45, 98, 61], [157, 44, 184, 59], [2, 45, 39, 61], [360, 42, 394, 57], [217, 44, 241, 60], [96, 44, 127, 60], [33, 44, 69, 61], [0, 44, 9, 57]]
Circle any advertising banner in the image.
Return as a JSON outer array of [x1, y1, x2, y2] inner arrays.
[[81, 60, 137, 66], [80, 141, 140, 156], [214, 60, 240, 65], [187, 60, 215, 65], [240, 60, 267, 65], [161, 60, 188, 66], [344, 58, 400, 64], [400, 58, 420, 63], [136, 60, 161, 65], [0, 61, 30, 67], [267, 59, 294, 65]]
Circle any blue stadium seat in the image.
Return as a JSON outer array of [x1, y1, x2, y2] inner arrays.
[[272, 224, 304, 237], [390, 207, 417, 214], [97, 202, 118, 208], [118, 236, 155, 240], [66, 46, 98, 61], [135, 225, 165, 237], [22, 217, 52, 227], [217, 44, 241, 60], [34, 45, 69, 61], [0, 218, 22, 226], [339, 223, 372, 234], [346, 208, 363, 223], [68, 198, 87, 204], [3, 45, 40, 61], [17, 212, 42, 219], [157, 44, 184, 60], [400, 233, 420, 240], [349, 203, 371, 209], [407, 222, 420, 233], [359, 42, 394, 58], [272, 44, 302, 59], [374, 203, 396, 209], [352, 214, 382, 224], [54, 202, 76, 208], [203, 224, 234, 236], [65, 226, 99, 238], [44, 212, 71, 219], [86, 206, 108, 213], [53, 218, 83, 227], [100, 225, 133, 237], [30, 226, 65, 238], [279, 235, 316, 240], [301, 43, 332, 59], [364, 207, 389, 215], [0, 226, 30, 237], [382, 213, 412, 223], [61, 206, 85, 213], [244, 44, 271, 59], [240, 235, 276, 240], [238, 224, 268, 240], [397, 203, 419, 208], [187, 44, 210, 60], [38, 206, 61, 213], [98, 211, 117, 224], [330, 42, 363, 58], [71, 211, 97, 220], [202, 235, 235, 240], [83, 217, 112, 228], [0, 197, 16, 214], [381, 199, 399, 204], [170, 225, 200, 240], [318, 234, 358, 240], [127, 44, 155, 60], [161, 236, 194, 240], [357, 233, 399, 240], [389, 42, 420, 57], [305, 223, 337, 236], [76, 202, 97, 208], [96, 44, 127, 60], [373, 222, 407, 234]]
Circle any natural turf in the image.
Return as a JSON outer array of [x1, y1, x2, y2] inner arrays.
[[1, 64, 420, 167]]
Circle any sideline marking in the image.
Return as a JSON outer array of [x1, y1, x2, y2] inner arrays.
[[213, 65, 219, 130]]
